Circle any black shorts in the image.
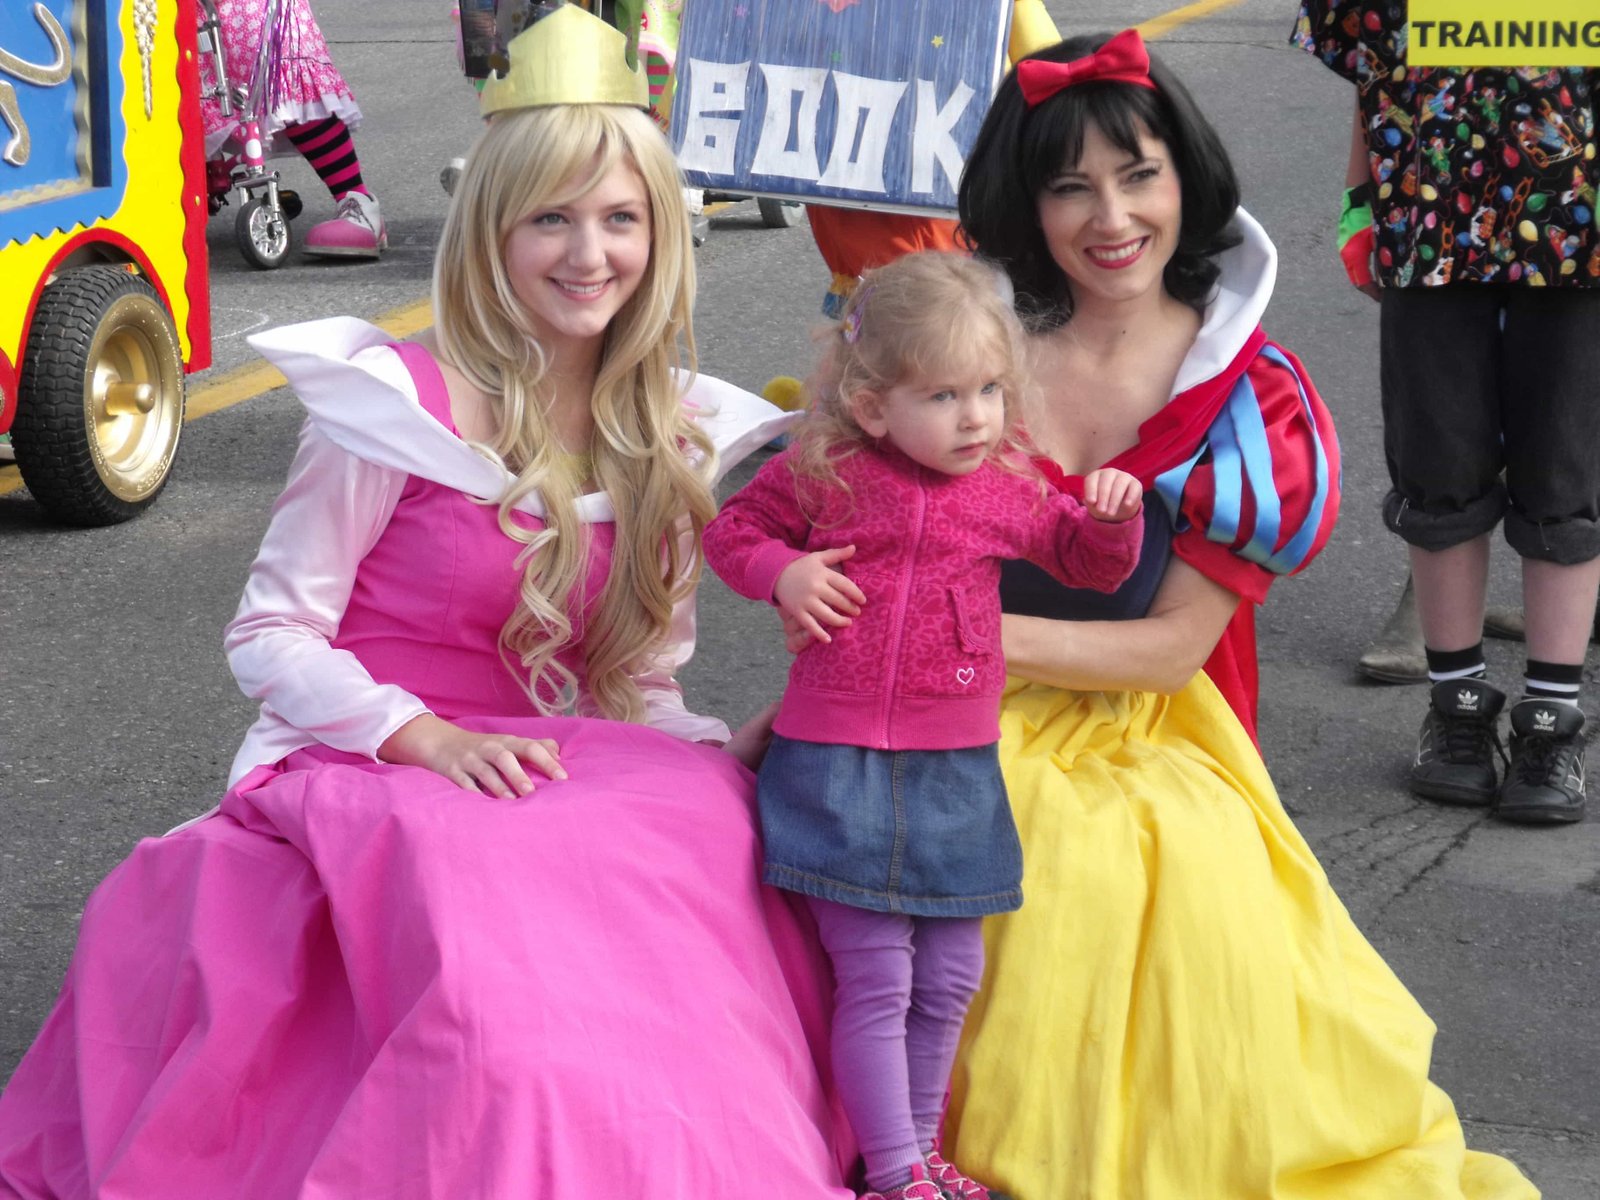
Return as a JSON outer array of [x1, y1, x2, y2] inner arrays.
[[1379, 285, 1600, 564]]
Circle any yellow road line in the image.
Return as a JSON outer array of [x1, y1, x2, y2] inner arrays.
[[1, 0, 1238, 501], [1137, 0, 1248, 40], [0, 297, 434, 498]]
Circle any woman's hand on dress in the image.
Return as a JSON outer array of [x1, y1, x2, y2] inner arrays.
[[378, 714, 566, 798], [721, 702, 781, 770], [772, 546, 866, 644], [1082, 468, 1144, 522]]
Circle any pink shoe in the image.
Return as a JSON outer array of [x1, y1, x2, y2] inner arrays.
[[303, 191, 386, 260], [860, 1161, 945, 1200], [925, 1151, 1009, 1200]]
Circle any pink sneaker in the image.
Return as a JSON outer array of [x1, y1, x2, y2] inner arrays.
[[860, 1161, 944, 1200], [303, 191, 386, 260], [925, 1151, 1009, 1200]]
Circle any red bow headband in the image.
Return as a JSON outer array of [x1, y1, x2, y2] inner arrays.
[[1016, 29, 1158, 108]]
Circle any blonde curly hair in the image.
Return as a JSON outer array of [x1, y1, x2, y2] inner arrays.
[[431, 103, 715, 723], [788, 251, 1037, 513]]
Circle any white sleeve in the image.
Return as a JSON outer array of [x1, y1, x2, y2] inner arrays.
[[627, 526, 733, 744], [223, 419, 430, 759]]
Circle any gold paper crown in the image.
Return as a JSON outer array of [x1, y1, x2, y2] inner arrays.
[[480, 4, 650, 115]]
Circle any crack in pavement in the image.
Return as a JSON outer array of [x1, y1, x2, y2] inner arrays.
[[1371, 813, 1487, 922]]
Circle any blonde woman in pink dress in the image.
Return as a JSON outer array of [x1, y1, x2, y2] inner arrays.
[[0, 14, 858, 1195], [200, 0, 385, 257]]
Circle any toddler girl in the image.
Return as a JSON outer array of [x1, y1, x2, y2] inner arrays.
[[703, 251, 1144, 1200]]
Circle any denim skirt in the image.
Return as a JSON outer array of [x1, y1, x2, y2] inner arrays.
[[756, 735, 1022, 917]]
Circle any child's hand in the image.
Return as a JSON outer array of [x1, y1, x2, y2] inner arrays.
[[379, 714, 566, 798], [773, 545, 866, 644], [1082, 468, 1143, 523]]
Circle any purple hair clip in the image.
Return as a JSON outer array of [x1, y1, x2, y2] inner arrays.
[[840, 284, 874, 345]]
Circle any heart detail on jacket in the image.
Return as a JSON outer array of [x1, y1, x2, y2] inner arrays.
[[956, 666, 975, 686]]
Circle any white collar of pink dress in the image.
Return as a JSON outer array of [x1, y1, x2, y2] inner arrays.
[[248, 317, 802, 523]]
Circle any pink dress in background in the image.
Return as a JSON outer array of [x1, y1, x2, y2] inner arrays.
[[0, 325, 853, 1198], [200, 0, 364, 156]]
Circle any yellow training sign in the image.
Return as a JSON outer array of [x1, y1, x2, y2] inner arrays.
[[1408, 2, 1600, 66]]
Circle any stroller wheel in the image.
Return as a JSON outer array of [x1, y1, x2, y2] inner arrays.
[[279, 189, 304, 220], [235, 197, 293, 269]]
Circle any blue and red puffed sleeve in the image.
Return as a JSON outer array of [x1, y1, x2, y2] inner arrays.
[[1154, 342, 1341, 606]]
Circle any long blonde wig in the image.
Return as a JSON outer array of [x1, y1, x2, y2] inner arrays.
[[432, 104, 716, 723]]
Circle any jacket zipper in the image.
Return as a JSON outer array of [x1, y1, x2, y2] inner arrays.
[[877, 468, 926, 747]]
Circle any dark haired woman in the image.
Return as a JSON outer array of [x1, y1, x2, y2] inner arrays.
[[939, 30, 1538, 1200]]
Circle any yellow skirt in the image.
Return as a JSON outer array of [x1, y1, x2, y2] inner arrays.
[[945, 676, 1538, 1200]]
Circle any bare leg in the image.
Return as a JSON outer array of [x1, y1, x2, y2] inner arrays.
[[1361, 561, 1527, 684], [1523, 558, 1600, 665], [1410, 535, 1491, 653]]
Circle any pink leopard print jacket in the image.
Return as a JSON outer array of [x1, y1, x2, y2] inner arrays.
[[704, 442, 1142, 751]]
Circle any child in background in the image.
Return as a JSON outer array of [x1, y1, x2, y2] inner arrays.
[[200, 0, 386, 258], [703, 251, 1144, 1200], [1295, 3, 1600, 824]]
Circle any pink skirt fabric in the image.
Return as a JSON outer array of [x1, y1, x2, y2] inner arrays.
[[0, 718, 855, 1198], [200, 0, 363, 156]]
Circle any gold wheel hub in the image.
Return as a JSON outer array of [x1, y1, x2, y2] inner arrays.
[[84, 294, 183, 503]]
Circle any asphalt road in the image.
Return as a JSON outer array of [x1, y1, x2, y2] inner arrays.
[[2, 1, 1596, 1194]]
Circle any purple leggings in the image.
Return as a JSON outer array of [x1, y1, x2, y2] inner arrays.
[[806, 898, 986, 1192]]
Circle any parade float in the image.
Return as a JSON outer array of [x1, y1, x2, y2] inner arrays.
[[1, 0, 209, 525]]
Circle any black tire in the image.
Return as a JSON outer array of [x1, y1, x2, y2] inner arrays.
[[236, 196, 292, 268], [11, 266, 186, 526], [757, 197, 804, 228], [279, 189, 304, 220]]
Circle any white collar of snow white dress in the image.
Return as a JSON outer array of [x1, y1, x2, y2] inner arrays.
[[1171, 207, 1277, 396]]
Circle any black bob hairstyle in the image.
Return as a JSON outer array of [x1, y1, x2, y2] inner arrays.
[[958, 33, 1242, 329]]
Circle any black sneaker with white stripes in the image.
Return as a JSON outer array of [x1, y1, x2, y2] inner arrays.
[[1496, 700, 1587, 825], [1410, 679, 1505, 806]]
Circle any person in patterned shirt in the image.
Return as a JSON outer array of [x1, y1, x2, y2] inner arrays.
[[1295, 2, 1600, 826]]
